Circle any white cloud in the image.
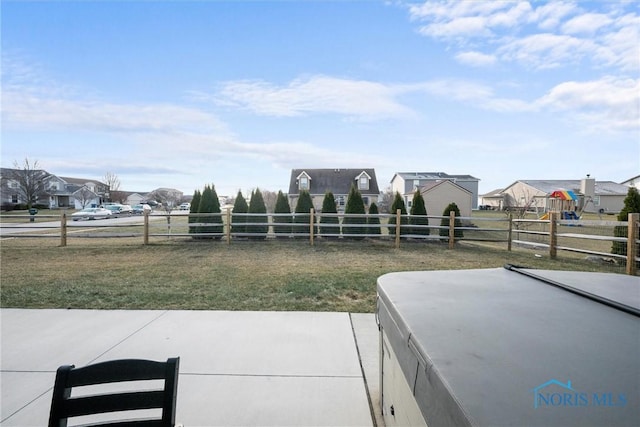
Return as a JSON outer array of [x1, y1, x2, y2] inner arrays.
[[497, 33, 596, 69], [561, 12, 613, 35], [535, 76, 639, 132], [407, 0, 638, 72], [410, 1, 531, 39], [455, 51, 497, 67], [215, 75, 415, 120], [2, 90, 227, 134], [532, 1, 578, 30]]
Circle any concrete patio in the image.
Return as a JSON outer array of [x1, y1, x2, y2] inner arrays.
[[1, 309, 382, 426]]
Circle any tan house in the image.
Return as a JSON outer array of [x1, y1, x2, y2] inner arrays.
[[391, 172, 480, 209], [501, 177, 628, 214], [408, 180, 472, 226]]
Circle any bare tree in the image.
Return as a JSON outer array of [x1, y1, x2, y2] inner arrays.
[[147, 188, 183, 234], [149, 188, 183, 212], [103, 171, 125, 202], [2, 158, 49, 208], [377, 187, 394, 213], [260, 189, 278, 213], [74, 186, 97, 209]]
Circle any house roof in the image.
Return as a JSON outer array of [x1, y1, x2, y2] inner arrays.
[[508, 180, 630, 196], [58, 176, 107, 186], [415, 180, 472, 195], [393, 172, 479, 182], [288, 168, 380, 195], [480, 188, 504, 197]]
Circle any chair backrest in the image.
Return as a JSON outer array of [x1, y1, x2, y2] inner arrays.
[[49, 357, 180, 427]]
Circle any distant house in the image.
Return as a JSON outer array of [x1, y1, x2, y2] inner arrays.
[[288, 169, 380, 212], [146, 188, 184, 208], [621, 175, 640, 191], [501, 177, 629, 214], [0, 168, 108, 209], [122, 192, 146, 206], [390, 172, 480, 209], [478, 188, 505, 210], [411, 180, 473, 226], [52, 176, 109, 209]]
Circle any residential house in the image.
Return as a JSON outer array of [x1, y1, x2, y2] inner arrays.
[[390, 172, 480, 209], [122, 192, 147, 206], [478, 188, 505, 210], [621, 175, 640, 191], [288, 169, 380, 212], [0, 168, 108, 209], [501, 176, 629, 214], [411, 180, 473, 226], [146, 188, 184, 208], [48, 176, 109, 209]]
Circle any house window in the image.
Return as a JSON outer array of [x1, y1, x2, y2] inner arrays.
[[337, 196, 345, 208], [363, 196, 369, 206], [593, 196, 600, 206], [299, 176, 309, 190], [358, 176, 369, 190], [11, 194, 18, 203], [9, 181, 19, 189], [50, 183, 59, 191]]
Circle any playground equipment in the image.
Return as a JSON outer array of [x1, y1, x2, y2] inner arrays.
[[540, 189, 580, 221]]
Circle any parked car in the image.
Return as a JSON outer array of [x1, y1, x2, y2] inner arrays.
[[132, 204, 152, 215], [72, 208, 112, 221], [179, 202, 191, 210], [102, 204, 133, 217]]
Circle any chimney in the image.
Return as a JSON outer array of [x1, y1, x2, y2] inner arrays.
[[581, 174, 595, 198]]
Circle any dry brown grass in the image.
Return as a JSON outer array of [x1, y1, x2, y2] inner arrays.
[[0, 235, 624, 312]]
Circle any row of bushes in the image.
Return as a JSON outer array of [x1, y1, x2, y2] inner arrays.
[[186, 184, 465, 240]]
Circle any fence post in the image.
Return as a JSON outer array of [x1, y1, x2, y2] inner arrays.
[[309, 208, 315, 246], [507, 213, 512, 251], [627, 213, 638, 276], [448, 211, 456, 249], [549, 211, 559, 259], [60, 212, 67, 247], [226, 208, 232, 245], [395, 209, 401, 249], [143, 212, 149, 245]]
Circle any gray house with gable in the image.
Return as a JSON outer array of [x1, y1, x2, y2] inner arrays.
[[390, 172, 480, 209], [288, 168, 380, 212]]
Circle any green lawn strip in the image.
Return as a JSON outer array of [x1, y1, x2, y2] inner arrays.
[[0, 238, 623, 312]]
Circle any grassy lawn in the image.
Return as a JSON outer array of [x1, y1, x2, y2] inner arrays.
[[0, 236, 624, 312]]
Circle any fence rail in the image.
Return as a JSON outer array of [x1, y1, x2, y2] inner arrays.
[[2, 210, 638, 275]]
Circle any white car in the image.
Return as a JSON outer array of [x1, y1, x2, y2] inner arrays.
[[179, 202, 191, 210], [72, 208, 112, 221]]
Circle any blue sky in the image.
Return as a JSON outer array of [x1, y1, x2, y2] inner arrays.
[[2, 0, 638, 197]]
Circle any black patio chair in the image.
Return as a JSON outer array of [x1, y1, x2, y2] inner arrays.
[[48, 357, 180, 427]]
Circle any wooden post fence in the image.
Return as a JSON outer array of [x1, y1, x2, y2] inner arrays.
[[549, 211, 559, 259], [448, 211, 456, 249], [627, 213, 639, 276], [507, 213, 512, 252], [143, 212, 149, 245], [60, 213, 67, 247], [226, 209, 232, 244], [309, 208, 315, 246], [395, 209, 401, 249]]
